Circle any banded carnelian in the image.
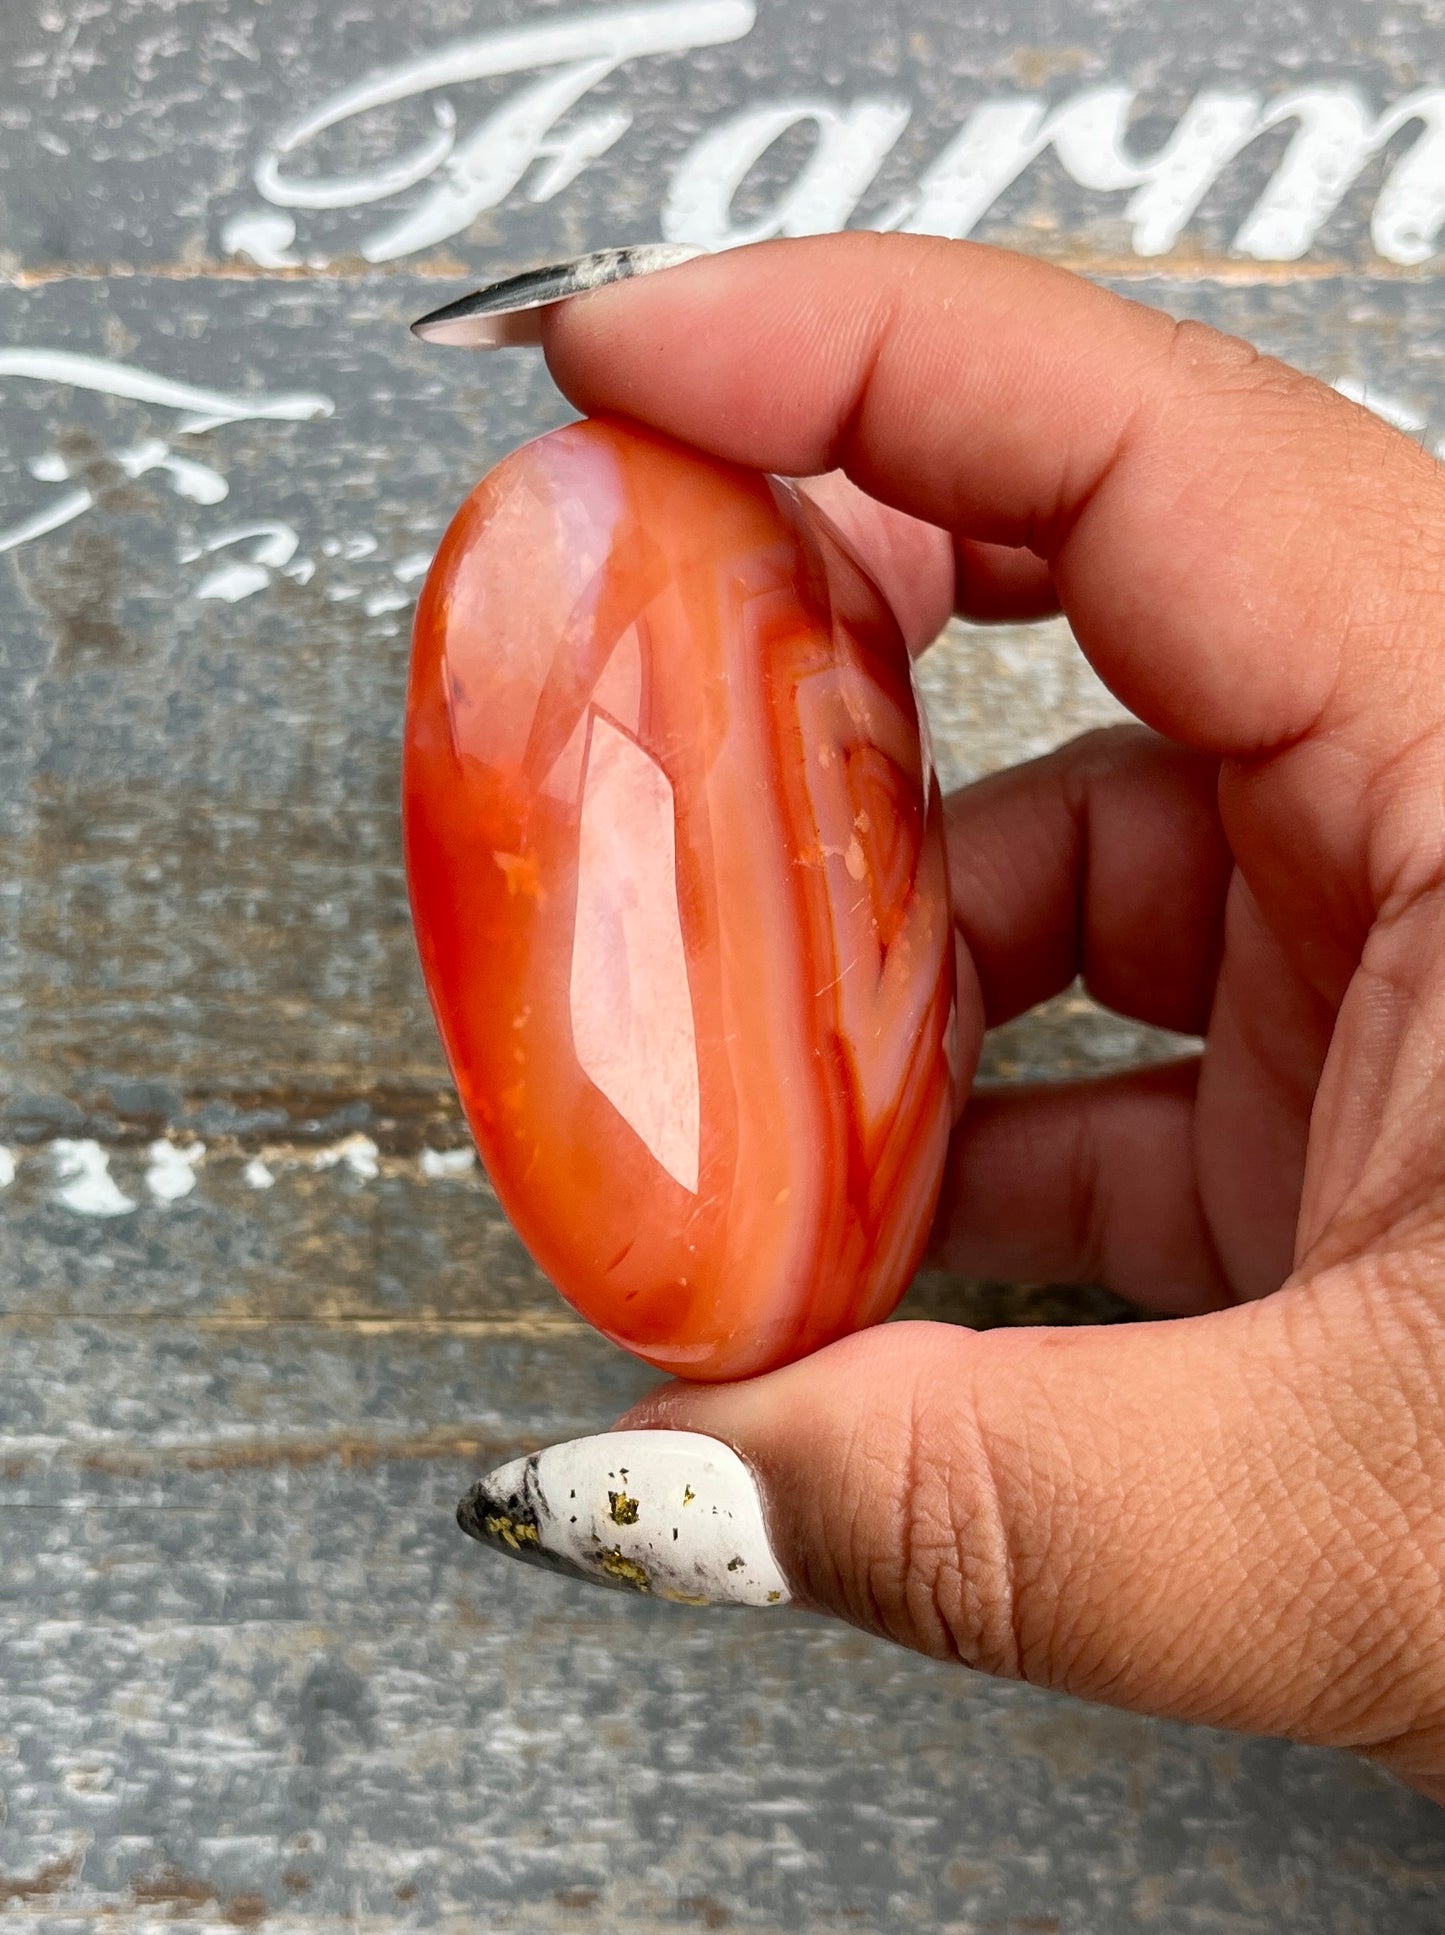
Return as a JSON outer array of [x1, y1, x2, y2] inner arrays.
[[404, 417, 955, 1379]]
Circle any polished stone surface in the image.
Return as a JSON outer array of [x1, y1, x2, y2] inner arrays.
[[406, 418, 955, 1377]]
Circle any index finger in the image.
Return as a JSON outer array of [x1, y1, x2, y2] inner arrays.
[[543, 235, 1445, 778]]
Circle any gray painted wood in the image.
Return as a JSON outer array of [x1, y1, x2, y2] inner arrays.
[[4, 0, 1445, 1928]]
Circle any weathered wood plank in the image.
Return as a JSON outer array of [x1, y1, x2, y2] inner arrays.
[[5, 1451, 1445, 1934], [1, 273, 1442, 1124], [0, 1124, 1142, 1326], [3, 0, 1445, 281], [6, 0, 1445, 1926]]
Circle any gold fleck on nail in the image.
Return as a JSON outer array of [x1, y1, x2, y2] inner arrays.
[[484, 1513, 540, 1551], [600, 1547, 652, 1593]]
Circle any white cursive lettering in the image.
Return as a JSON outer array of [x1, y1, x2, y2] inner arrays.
[[1235, 87, 1445, 264], [249, 1, 756, 263], [232, 32, 1445, 271], [662, 96, 910, 248], [0, 351, 333, 432], [0, 354, 333, 559]]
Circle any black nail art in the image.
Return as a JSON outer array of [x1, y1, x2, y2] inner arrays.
[[411, 244, 704, 348]]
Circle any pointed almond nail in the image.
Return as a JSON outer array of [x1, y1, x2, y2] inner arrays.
[[410, 244, 708, 349], [457, 1429, 791, 1607]]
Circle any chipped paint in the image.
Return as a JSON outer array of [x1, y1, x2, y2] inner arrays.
[[49, 1139, 137, 1217], [307, 1134, 381, 1180], [144, 1138, 204, 1203], [0, 1134, 490, 1207], [420, 1146, 476, 1179]]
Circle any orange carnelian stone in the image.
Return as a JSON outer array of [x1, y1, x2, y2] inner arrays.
[[404, 417, 956, 1380]]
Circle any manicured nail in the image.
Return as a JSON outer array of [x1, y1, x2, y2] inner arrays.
[[410, 244, 708, 349], [457, 1429, 790, 1607]]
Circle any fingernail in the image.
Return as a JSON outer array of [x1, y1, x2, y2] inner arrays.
[[457, 1429, 791, 1607], [410, 244, 708, 350]]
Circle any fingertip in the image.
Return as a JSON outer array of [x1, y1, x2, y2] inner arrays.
[[541, 241, 758, 424], [542, 234, 930, 480]]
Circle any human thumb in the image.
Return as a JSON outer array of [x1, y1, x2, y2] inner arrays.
[[459, 1289, 1445, 1784]]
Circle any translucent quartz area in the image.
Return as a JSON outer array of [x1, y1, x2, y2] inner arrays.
[[404, 418, 956, 1379]]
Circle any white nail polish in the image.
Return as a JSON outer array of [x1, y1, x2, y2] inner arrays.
[[410, 244, 707, 349], [457, 1430, 791, 1607]]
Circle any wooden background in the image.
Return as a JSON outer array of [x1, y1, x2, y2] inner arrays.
[[4, 1, 1445, 1928]]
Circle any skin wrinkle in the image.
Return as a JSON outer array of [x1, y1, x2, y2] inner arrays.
[[843, 1393, 917, 1647], [860, 1401, 913, 1648], [1243, 1287, 1445, 1742], [1192, 1397, 1317, 1727], [821, 277, 903, 492], [1048, 1319, 1307, 1724], [1143, 1507, 1244, 1711], [894, 1369, 966, 1661], [1026, 341, 1151, 569], [972, 1411, 1035, 1686], [1082, 1393, 1218, 1705], [1357, 939, 1445, 1104], [898, 1369, 963, 1663], [1113, 1402, 1216, 1694], [996, 1392, 1057, 1682], [813, 1399, 865, 1624], [934, 1342, 1027, 1681], [1307, 929, 1445, 1267], [1031, 1394, 1118, 1694], [1210, 880, 1332, 1115], [1004, 1356, 1113, 1690], [1219, 742, 1380, 993], [1364, 722, 1445, 913], [1327, 1259, 1445, 1457], [1315, 1548, 1443, 1749], [1296, 1530, 1440, 1750]]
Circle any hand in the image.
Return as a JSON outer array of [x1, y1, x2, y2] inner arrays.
[[520, 234, 1445, 1798]]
